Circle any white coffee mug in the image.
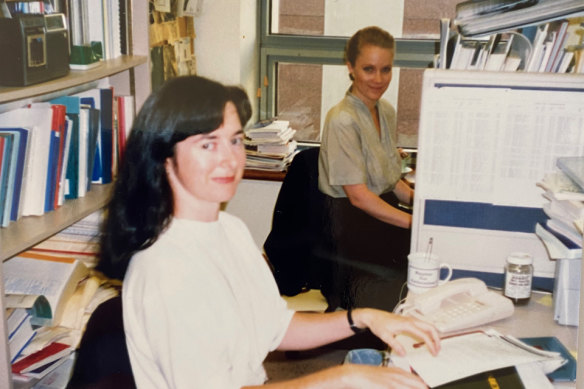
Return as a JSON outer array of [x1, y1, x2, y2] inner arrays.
[[407, 252, 453, 294]]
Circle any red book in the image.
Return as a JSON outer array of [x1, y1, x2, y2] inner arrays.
[[116, 96, 126, 163], [0, 136, 5, 154], [11, 342, 72, 374], [50, 104, 67, 210]]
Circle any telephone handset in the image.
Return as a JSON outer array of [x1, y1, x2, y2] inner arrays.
[[399, 278, 515, 333]]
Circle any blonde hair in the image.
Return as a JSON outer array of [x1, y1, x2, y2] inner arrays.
[[345, 26, 394, 80]]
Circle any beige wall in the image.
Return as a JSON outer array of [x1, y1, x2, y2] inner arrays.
[[194, 1, 277, 247], [224, 180, 282, 248], [194, 0, 260, 123]]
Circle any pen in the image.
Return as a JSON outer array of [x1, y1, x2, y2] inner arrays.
[[412, 329, 486, 348]]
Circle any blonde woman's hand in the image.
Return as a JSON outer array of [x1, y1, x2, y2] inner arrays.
[[398, 148, 409, 159]]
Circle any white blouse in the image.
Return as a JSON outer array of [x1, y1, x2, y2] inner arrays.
[[123, 212, 294, 389]]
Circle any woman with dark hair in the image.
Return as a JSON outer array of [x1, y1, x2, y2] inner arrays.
[[319, 26, 414, 311], [98, 75, 439, 388], [99, 79, 251, 279]]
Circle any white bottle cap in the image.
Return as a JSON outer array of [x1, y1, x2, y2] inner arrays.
[[507, 252, 533, 265]]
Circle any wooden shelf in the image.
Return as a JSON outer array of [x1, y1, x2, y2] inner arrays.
[[0, 184, 112, 262], [243, 169, 286, 182], [0, 56, 147, 104]]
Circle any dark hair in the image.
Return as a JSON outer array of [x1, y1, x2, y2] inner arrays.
[[345, 26, 395, 81], [97, 75, 251, 280], [227, 85, 252, 125]]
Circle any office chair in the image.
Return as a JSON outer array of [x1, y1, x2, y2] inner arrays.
[[67, 295, 135, 389], [264, 147, 335, 299], [264, 147, 408, 312]]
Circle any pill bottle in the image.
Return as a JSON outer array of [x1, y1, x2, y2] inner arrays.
[[504, 252, 533, 305]]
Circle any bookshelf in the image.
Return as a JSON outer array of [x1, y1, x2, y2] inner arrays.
[[0, 184, 112, 261], [0, 1, 150, 387], [440, 2, 584, 73], [0, 56, 147, 105]]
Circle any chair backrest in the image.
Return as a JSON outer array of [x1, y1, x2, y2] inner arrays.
[[264, 147, 330, 295], [67, 295, 136, 389]]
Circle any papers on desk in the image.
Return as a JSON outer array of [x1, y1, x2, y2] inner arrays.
[[391, 329, 567, 388]]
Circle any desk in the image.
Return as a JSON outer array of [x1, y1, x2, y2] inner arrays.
[[491, 292, 578, 388], [243, 168, 286, 182], [490, 292, 577, 354], [265, 291, 578, 387]]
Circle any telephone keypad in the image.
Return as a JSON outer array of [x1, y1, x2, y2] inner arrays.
[[405, 278, 515, 333], [429, 300, 486, 328]]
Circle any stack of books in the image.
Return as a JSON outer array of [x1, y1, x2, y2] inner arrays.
[[535, 156, 584, 260], [3, 250, 120, 384], [244, 119, 298, 172]]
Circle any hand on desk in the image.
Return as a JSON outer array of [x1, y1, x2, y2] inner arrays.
[[340, 364, 430, 389], [269, 309, 440, 388], [344, 310, 440, 388], [353, 308, 441, 357]]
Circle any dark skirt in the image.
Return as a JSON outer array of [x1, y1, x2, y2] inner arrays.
[[320, 191, 411, 311]]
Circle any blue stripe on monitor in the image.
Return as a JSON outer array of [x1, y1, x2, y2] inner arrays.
[[424, 200, 547, 233]]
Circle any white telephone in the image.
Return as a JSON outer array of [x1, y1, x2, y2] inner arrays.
[[398, 278, 515, 333]]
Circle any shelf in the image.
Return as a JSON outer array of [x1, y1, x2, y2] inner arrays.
[[0, 56, 148, 104], [0, 184, 112, 261], [243, 169, 286, 182]]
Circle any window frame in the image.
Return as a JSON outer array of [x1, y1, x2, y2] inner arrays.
[[258, 0, 441, 121]]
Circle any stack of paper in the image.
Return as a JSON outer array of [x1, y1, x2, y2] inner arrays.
[[2, 251, 120, 383], [391, 329, 567, 388], [29, 211, 102, 269], [244, 119, 298, 172], [535, 157, 584, 259], [453, 0, 584, 37], [440, 16, 583, 74]]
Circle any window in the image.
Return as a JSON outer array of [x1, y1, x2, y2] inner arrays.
[[259, 0, 459, 147]]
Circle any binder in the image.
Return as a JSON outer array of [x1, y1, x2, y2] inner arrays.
[[99, 87, 114, 184], [0, 107, 53, 216], [50, 96, 82, 200], [73, 89, 103, 184], [0, 134, 11, 226], [0, 128, 29, 222], [45, 104, 67, 212], [436, 366, 523, 389], [50, 104, 67, 211]]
